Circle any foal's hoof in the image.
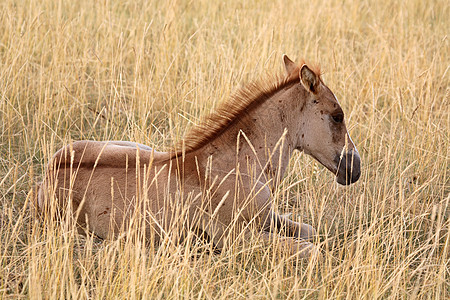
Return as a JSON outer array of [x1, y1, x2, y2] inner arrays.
[[298, 223, 317, 241], [292, 240, 321, 259]]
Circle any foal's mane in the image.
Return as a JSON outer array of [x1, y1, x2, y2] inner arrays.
[[171, 61, 320, 156]]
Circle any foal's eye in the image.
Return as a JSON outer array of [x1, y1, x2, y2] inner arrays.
[[331, 113, 344, 123]]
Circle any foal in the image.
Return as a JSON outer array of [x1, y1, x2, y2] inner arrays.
[[38, 55, 361, 257]]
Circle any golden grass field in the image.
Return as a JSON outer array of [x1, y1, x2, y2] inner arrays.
[[0, 0, 448, 298]]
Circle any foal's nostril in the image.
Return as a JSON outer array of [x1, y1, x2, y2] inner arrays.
[[350, 166, 361, 183], [346, 151, 361, 183], [335, 150, 361, 185]]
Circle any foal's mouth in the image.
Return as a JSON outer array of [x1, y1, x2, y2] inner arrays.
[[302, 149, 361, 185]]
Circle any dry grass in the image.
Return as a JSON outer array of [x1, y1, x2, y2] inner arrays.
[[0, 0, 449, 298]]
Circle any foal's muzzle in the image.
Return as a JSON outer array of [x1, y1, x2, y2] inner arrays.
[[335, 149, 361, 185]]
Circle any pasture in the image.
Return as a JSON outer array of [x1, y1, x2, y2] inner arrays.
[[0, 0, 448, 298]]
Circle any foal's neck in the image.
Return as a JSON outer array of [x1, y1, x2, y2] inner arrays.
[[193, 85, 299, 186]]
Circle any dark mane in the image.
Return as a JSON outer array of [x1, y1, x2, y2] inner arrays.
[[170, 61, 320, 156]]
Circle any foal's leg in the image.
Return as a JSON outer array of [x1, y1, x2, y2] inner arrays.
[[197, 212, 317, 258], [266, 211, 316, 241], [197, 214, 226, 252], [202, 221, 318, 259], [244, 228, 317, 258]]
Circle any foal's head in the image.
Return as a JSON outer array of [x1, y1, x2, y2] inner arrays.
[[283, 55, 361, 185]]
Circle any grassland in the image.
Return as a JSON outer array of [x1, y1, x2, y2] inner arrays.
[[0, 0, 448, 298]]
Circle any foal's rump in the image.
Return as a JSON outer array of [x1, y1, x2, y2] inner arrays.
[[37, 140, 171, 239]]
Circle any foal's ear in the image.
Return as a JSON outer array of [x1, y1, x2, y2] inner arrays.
[[283, 54, 297, 75], [300, 64, 319, 94]]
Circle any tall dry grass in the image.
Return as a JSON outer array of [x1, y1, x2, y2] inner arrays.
[[0, 0, 448, 298]]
